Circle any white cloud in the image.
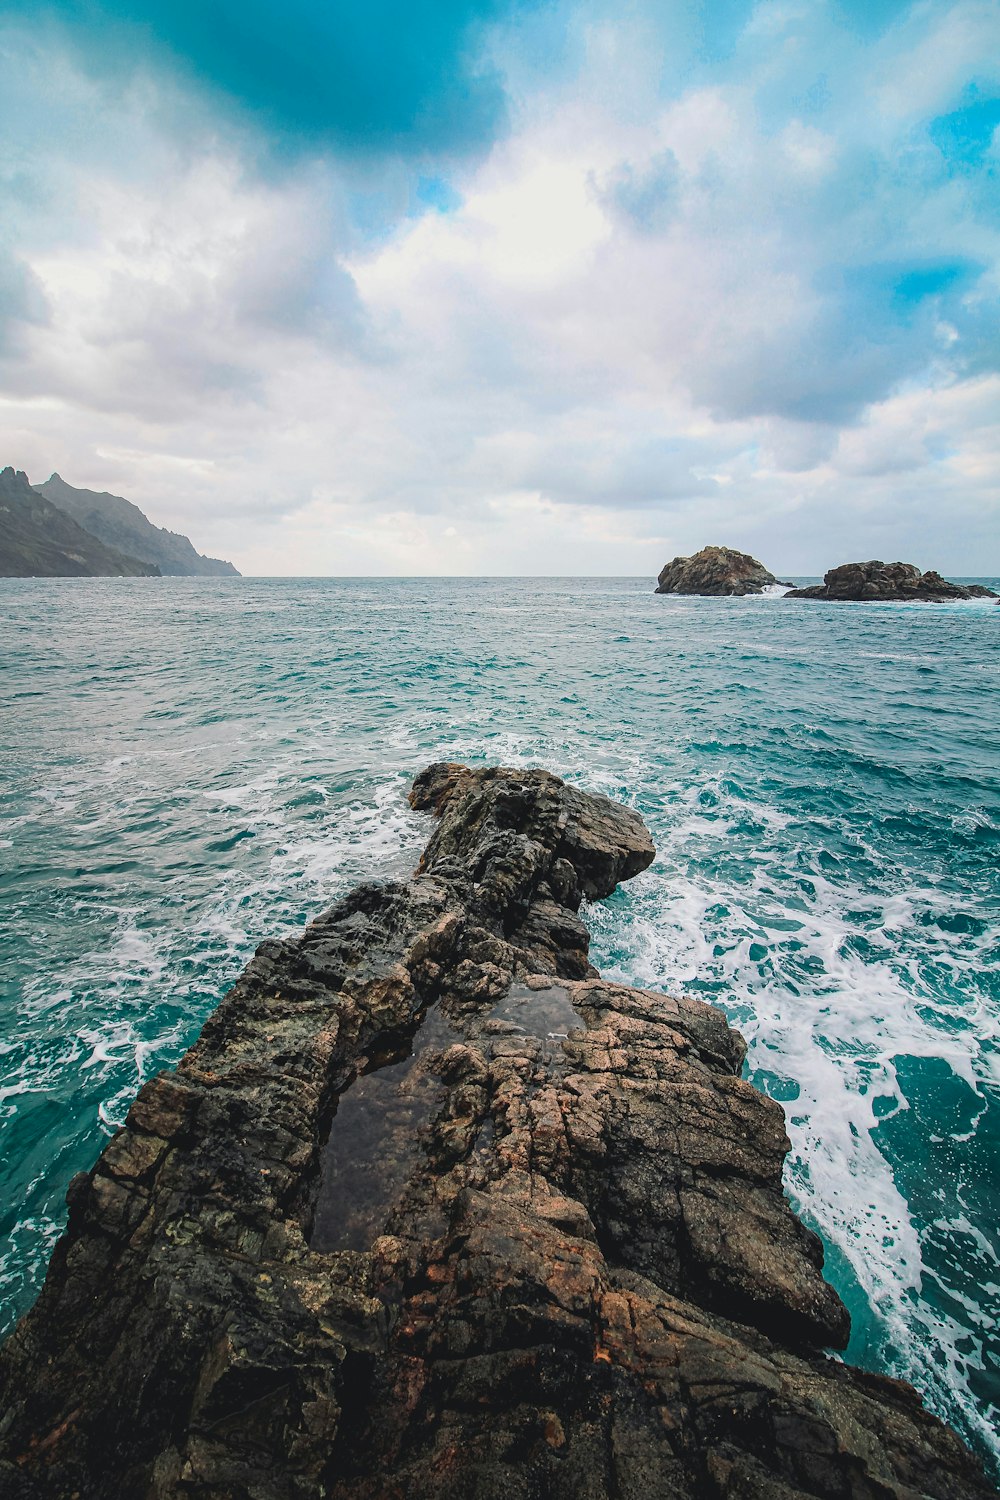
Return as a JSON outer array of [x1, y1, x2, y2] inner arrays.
[[780, 119, 837, 176], [0, 3, 998, 575]]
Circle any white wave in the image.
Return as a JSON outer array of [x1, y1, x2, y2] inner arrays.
[[587, 779, 1000, 1459]]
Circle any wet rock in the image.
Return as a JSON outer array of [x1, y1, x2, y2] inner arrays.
[[654, 546, 790, 596], [0, 764, 993, 1499], [786, 560, 998, 602]]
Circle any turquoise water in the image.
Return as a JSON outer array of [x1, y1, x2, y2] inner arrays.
[[2, 576, 998, 1469]]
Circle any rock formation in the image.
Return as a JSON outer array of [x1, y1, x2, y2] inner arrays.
[[0, 764, 993, 1499], [0, 467, 160, 578], [655, 545, 789, 596], [33, 474, 240, 577], [786, 561, 997, 602]]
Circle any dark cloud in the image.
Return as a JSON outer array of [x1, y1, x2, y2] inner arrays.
[[691, 259, 989, 426], [8, 0, 527, 160], [0, 249, 49, 353]]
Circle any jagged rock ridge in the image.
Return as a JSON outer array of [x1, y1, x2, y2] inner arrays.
[[0, 764, 992, 1499], [786, 560, 997, 602], [34, 473, 239, 577], [655, 545, 790, 596], [0, 467, 160, 578]]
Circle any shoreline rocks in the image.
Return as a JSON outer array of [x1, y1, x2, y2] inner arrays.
[[0, 765, 993, 1499], [655, 545, 791, 596], [786, 560, 998, 602]]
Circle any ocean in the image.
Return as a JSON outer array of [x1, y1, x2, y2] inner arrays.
[[1, 576, 998, 1470]]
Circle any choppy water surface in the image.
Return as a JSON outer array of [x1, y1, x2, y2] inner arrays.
[[2, 577, 998, 1467]]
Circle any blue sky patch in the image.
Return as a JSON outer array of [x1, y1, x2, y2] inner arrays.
[[929, 96, 1000, 166], [893, 263, 972, 305], [415, 175, 464, 214]]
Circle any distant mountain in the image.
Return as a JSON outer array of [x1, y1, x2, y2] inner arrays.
[[34, 473, 240, 577], [0, 467, 161, 577]]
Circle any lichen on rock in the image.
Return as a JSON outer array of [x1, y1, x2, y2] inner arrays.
[[0, 765, 993, 1498]]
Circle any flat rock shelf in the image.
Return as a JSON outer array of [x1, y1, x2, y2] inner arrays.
[[0, 763, 993, 1499]]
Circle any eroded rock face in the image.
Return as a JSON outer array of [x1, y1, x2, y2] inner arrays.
[[0, 765, 992, 1499], [786, 560, 997, 602], [655, 546, 788, 596]]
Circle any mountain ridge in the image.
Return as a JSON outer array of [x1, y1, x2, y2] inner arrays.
[[0, 467, 161, 578], [33, 472, 239, 577]]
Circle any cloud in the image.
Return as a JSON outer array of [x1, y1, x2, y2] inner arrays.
[[596, 150, 681, 235], [3, 0, 519, 161], [0, 0, 997, 573], [0, 248, 49, 353]]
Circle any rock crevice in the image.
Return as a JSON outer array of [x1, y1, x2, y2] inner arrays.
[[0, 765, 992, 1498]]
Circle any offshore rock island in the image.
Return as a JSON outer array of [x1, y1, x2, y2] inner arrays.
[[652, 549, 996, 602], [655, 546, 790, 596], [786, 561, 997, 602], [0, 765, 992, 1500]]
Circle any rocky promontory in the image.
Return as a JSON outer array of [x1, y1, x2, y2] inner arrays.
[[786, 560, 997, 602], [655, 545, 789, 595], [0, 764, 992, 1499]]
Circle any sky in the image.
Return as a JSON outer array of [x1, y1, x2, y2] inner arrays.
[[0, 0, 998, 575]]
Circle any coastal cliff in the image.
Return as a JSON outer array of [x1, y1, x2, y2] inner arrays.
[[0, 765, 992, 1499], [33, 474, 240, 578], [0, 467, 160, 578]]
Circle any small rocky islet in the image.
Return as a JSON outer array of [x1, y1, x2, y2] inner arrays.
[[655, 545, 997, 601], [654, 545, 791, 595], [0, 764, 993, 1498], [785, 559, 997, 602]]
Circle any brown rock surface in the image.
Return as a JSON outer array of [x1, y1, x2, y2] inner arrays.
[[0, 765, 992, 1499], [786, 561, 997, 602], [655, 546, 789, 596]]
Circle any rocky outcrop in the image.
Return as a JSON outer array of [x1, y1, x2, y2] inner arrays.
[[0, 467, 160, 577], [786, 561, 997, 602], [34, 474, 240, 577], [655, 545, 790, 596], [0, 765, 992, 1499]]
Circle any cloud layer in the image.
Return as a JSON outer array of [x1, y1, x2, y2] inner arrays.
[[0, 0, 997, 573]]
